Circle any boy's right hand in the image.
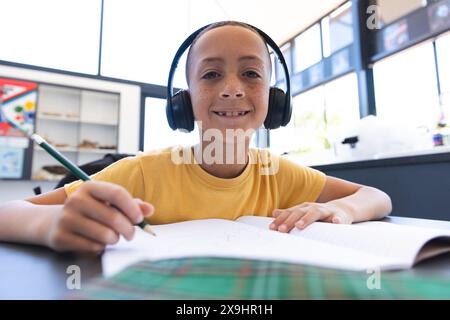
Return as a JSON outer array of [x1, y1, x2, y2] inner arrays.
[[46, 181, 154, 253]]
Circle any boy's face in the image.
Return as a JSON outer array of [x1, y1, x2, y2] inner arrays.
[[188, 26, 271, 138]]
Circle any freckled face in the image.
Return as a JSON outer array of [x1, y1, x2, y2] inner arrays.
[[188, 26, 271, 136]]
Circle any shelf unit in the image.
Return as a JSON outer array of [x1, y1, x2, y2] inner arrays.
[[32, 84, 120, 181]]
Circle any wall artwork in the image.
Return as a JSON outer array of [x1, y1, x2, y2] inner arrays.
[[0, 78, 37, 178], [0, 147, 24, 178]]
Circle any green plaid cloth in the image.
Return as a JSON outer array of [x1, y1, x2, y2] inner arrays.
[[72, 257, 450, 299]]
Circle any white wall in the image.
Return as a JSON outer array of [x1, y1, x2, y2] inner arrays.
[[0, 65, 141, 153]]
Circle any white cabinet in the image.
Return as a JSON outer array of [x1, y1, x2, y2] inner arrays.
[[32, 84, 120, 181]]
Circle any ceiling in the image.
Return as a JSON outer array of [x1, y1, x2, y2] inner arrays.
[[188, 0, 347, 44]]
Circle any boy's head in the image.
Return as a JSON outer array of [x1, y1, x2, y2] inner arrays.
[[185, 21, 273, 136]]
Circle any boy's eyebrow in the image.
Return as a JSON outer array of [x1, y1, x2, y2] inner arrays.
[[199, 57, 225, 65], [198, 55, 265, 65], [238, 55, 265, 63]]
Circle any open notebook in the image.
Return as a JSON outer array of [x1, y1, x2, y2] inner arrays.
[[102, 216, 450, 276]]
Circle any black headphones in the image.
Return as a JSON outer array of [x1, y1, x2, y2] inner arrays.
[[166, 21, 292, 132]]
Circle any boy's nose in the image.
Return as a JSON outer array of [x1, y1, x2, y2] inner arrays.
[[220, 78, 245, 99]]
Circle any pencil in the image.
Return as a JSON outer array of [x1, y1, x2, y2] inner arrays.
[[4, 117, 157, 236]]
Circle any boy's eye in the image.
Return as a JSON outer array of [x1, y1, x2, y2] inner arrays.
[[243, 70, 260, 78], [202, 71, 221, 80]]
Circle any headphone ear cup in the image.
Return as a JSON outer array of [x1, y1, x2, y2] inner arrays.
[[166, 90, 195, 132], [265, 87, 288, 129]]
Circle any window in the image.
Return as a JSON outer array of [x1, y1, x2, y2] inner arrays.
[[0, 0, 101, 74], [373, 42, 440, 130], [103, 0, 276, 87], [293, 24, 322, 73], [280, 43, 293, 77], [144, 98, 197, 151], [321, 2, 353, 57], [101, 1, 191, 87], [323, 73, 360, 139], [436, 33, 450, 110], [270, 85, 326, 158], [270, 73, 360, 164]]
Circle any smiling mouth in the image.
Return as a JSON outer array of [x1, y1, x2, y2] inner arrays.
[[212, 111, 251, 117]]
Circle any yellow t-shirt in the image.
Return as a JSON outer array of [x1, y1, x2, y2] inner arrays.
[[64, 146, 326, 225]]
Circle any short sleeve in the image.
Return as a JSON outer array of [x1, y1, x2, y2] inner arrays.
[[275, 156, 326, 208]]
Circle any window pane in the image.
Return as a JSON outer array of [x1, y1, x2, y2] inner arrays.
[[324, 73, 360, 139], [270, 73, 360, 164], [293, 24, 322, 73], [270, 53, 277, 86], [144, 98, 197, 151], [0, 0, 101, 74], [280, 43, 293, 77], [436, 33, 450, 94], [322, 2, 353, 57], [373, 42, 440, 130], [436, 32, 450, 127], [270, 86, 327, 158], [101, 1, 190, 87]]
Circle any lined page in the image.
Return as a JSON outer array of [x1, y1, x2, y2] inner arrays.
[[103, 219, 398, 277], [236, 216, 450, 266]]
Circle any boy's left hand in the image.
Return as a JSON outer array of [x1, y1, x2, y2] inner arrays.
[[269, 202, 354, 233]]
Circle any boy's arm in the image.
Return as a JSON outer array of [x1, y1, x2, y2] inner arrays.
[[270, 176, 392, 232], [0, 189, 66, 246], [316, 176, 392, 223], [0, 182, 154, 252]]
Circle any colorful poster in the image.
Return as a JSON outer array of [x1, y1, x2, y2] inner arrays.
[[0, 78, 37, 179], [0, 78, 37, 138]]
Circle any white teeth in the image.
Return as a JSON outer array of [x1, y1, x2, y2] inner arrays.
[[215, 111, 248, 117]]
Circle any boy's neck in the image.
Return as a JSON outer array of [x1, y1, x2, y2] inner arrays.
[[193, 142, 250, 179]]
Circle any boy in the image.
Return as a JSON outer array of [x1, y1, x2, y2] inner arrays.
[[0, 21, 392, 253]]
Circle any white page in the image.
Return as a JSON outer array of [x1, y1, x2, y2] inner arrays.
[[102, 219, 399, 277], [236, 216, 450, 266]]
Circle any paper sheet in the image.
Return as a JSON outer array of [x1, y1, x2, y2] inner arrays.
[[102, 219, 399, 276]]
